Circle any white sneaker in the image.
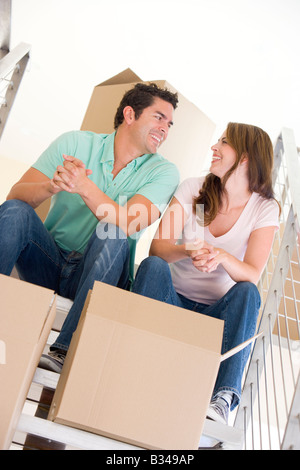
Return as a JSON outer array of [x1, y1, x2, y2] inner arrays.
[[206, 396, 230, 425]]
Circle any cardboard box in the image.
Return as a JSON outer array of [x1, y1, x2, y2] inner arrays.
[[81, 68, 216, 182], [49, 281, 257, 450], [0, 275, 56, 450]]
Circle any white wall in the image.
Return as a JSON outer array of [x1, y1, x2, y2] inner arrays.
[[1, 0, 299, 170], [0, 156, 28, 203]]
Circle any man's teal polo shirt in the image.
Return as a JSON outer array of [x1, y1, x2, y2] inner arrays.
[[32, 130, 179, 280]]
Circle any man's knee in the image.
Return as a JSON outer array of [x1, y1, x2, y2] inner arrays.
[[95, 222, 127, 242], [0, 201, 39, 240], [90, 223, 129, 257], [0, 199, 36, 223]]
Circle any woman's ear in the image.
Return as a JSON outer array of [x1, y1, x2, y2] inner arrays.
[[123, 106, 135, 125], [241, 153, 249, 165]]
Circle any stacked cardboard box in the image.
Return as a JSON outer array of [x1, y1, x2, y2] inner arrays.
[[0, 275, 56, 449]]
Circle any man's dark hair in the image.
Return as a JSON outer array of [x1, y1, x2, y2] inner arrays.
[[114, 82, 178, 130]]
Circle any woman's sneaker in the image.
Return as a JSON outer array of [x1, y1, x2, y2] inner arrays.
[[38, 349, 66, 374], [206, 396, 230, 425], [199, 394, 231, 449]]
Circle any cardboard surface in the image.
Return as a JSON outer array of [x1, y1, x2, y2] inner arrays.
[[0, 275, 56, 450], [49, 281, 224, 450]]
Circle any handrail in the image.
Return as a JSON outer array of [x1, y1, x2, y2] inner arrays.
[[0, 42, 30, 139], [281, 128, 300, 231], [0, 42, 30, 80]]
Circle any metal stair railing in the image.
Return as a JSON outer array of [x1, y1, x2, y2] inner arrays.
[[234, 128, 300, 450], [0, 42, 31, 139]]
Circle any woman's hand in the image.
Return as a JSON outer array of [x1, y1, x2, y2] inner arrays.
[[185, 239, 223, 273]]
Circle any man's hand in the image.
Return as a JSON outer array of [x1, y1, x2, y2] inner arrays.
[[51, 155, 92, 195]]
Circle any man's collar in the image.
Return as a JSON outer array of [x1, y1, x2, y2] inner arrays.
[[100, 131, 160, 169], [99, 131, 115, 163]]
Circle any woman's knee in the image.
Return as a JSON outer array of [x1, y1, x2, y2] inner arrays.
[[138, 256, 168, 275], [234, 281, 260, 297], [134, 256, 170, 289], [133, 256, 178, 304], [230, 281, 261, 311]]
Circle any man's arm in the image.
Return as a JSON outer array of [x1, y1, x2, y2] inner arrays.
[[52, 155, 161, 237], [6, 167, 61, 208], [7, 131, 85, 208]]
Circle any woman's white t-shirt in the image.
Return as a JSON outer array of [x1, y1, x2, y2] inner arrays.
[[170, 177, 280, 305]]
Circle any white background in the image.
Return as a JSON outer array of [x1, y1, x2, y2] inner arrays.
[[1, 0, 299, 173]]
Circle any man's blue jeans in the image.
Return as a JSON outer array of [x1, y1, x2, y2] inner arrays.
[[0, 200, 130, 351], [132, 256, 261, 410]]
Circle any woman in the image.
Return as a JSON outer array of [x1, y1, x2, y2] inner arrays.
[[132, 122, 280, 426]]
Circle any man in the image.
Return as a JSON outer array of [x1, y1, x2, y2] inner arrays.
[[0, 83, 179, 372]]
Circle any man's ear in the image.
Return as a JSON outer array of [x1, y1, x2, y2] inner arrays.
[[123, 106, 135, 125]]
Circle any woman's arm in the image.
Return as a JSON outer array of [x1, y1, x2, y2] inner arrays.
[[192, 226, 277, 284], [149, 197, 214, 263]]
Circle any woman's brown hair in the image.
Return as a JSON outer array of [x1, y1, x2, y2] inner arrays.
[[193, 122, 277, 225]]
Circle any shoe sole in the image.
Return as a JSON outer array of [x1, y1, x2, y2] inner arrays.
[[206, 408, 228, 426]]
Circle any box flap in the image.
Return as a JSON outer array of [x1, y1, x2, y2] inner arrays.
[[86, 282, 224, 354], [0, 274, 55, 343], [220, 332, 262, 362], [97, 68, 142, 87]]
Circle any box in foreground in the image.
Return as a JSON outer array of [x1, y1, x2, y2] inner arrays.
[[0, 274, 56, 450], [49, 281, 227, 449]]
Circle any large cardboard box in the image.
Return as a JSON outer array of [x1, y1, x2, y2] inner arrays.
[[0, 275, 57, 450], [81, 68, 216, 183], [49, 281, 256, 450]]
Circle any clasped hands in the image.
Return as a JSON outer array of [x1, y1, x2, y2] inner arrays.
[[50, 155, 92, 195], [185, 239, 223, 273]]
